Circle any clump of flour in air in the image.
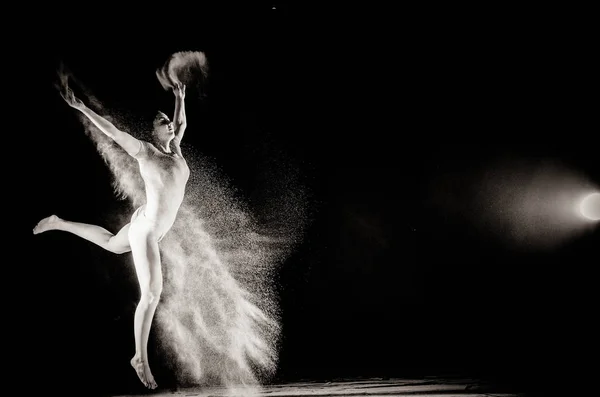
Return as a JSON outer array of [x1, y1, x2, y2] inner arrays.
[[156, 51, 209, 95]]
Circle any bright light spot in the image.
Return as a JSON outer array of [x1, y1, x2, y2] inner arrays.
[[433, 157, 599, 251], [580, 192, 600, 220]]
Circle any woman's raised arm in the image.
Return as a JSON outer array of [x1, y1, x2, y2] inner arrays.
[[61, 87, 142, 157], [172, 82, 187, 145]]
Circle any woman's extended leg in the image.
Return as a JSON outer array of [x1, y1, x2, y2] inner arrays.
[[33, 215, 131, 254], [128, 225, 163, 390]]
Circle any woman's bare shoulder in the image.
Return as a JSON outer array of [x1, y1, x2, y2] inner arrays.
[[133, 140, 158, 159]]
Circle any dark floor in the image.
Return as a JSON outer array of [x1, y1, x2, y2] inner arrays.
[[109, 377, 530, 397]]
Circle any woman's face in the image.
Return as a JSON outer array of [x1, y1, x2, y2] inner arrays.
[[153, 112, 174, 139]]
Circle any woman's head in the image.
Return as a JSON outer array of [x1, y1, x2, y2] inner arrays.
[[152, 111, 175, 141]]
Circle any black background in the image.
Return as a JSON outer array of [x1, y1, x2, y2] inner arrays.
[[17, 3, 598, 396]]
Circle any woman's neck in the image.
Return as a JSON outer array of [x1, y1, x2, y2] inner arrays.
[[155, 140, 172, 153]]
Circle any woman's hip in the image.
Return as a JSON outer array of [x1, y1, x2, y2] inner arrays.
[[129, 206, 171, 242]]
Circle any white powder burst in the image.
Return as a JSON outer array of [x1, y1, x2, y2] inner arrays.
[[156, 51, 209, 93], [58, 57, 307, 395]]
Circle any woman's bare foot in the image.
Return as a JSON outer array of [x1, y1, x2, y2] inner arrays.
[[144, 362, 157, 389], [130, 356, 157, 389], [33, 215, 61, 234]]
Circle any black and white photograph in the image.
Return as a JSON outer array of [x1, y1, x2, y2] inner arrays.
[[21, 4, 597, 397]]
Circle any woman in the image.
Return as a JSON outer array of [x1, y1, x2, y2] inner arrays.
[[33, 81, 190, 390]]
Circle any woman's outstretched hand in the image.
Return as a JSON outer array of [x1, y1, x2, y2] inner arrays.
[[174, 82, 186, 99], [61, 86, 85, 110]]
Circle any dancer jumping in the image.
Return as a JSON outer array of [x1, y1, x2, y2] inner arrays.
[[33, 80, 189, 390]]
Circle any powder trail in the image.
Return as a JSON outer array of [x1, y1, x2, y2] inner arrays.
[[57, 53, 306, 395]]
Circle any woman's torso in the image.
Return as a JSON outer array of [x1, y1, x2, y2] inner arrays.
[[135, 142, 190, 231]]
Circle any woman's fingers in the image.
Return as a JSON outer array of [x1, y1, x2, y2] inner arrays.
[[60, 88, 70, 102], [61, 87, 81, 107], [174, 81, 185, 97]]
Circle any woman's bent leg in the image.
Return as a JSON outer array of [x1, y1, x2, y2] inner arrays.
[[33, 215, 131, 254]]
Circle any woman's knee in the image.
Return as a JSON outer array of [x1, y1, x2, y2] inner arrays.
[[107, 242, 131, 254], [107, 229, 132, 254], [140, 281, 163, 304]]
